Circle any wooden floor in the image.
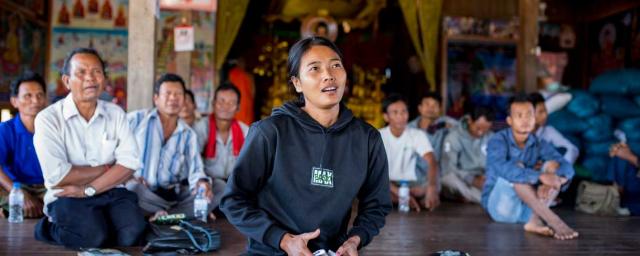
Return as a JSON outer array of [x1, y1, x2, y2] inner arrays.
[[2, 202, 639, 255]]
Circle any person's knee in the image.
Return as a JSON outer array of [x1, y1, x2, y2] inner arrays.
[[116, 217, 147, 246], [59, 224, 108, 248]]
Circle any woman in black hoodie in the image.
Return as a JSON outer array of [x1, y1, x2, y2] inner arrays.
[[220, 37, 392, 256]]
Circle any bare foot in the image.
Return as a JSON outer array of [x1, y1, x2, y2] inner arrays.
[[209, 212, 217, 220], [548, 221, 579, 240], [524, 222, 554, 237], [149, 210, 168, 222]]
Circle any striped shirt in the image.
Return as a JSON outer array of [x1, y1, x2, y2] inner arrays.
[[128, 109, 206, 190]]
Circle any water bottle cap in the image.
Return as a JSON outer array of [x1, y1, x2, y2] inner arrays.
[[12, 182, 21, 189]]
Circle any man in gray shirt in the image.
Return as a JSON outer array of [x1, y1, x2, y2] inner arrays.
[[440, 107, 495, 203]]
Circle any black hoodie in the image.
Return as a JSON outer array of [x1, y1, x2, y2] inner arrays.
[[220, 102, 392, 255]]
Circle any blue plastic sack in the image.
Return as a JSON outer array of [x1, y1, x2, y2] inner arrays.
[[635, 95, 640, 106], [590, 69, 640, 95], [567, 90, 599, 118], [582, 114, 613, 142], [623, 69, 640, 94], [547, 110, 588, 134], [590, 70, 628, 95], [581, 156, 611, 182], [618, 118, 640, 141], [584, 140, 615, 156], [600, 96, 640, 118]]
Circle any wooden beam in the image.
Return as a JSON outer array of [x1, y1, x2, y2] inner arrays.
[[518, 0, 539, 93], [127, 0, 157, 111]]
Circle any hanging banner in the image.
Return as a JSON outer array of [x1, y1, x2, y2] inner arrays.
[[160, 0, 216, 12]]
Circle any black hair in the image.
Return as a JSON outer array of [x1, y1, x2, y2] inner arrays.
[[470, 106, 496, 122], [61, 47, 107, 77], [382, 93, 409, 113], [287, 36, 344, 106], [154, 73, 186, 95], [507, 93, 534, 116], [185, 89, 195, 103], [528, 92, 546, 107], [10, 71, 47, 97], [214, 81, 241, 105], [420, 92, 442, 104]]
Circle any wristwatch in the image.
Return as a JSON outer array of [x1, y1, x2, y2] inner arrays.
[[84, 185, 96, 197]]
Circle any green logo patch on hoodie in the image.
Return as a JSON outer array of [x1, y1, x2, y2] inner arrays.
[[311, 167, 333, 188]]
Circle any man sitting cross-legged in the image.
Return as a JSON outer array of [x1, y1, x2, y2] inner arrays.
[[482, 94, 578, 240], [440, 106, 495, 204], [380, 94, 440, 211], [126, 73, 217, 221]]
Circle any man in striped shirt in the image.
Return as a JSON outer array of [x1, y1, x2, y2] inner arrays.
[[126, 73, 219, 220]]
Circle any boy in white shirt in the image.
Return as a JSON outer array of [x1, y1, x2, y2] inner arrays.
[[380, 94, 440, 211]]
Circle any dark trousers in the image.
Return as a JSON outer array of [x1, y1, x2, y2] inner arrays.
[[34, 188, 147, 249], [606, 157, 640, 215]]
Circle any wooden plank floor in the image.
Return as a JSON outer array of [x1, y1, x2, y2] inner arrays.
[[2, 202, 639, 255]]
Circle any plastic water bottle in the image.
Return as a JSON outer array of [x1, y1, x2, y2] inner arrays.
[[8, 182, 24, 223], [398, 181, 410, 213], [193, 185, 208, 223]]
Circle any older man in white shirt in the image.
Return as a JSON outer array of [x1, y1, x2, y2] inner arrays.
[[33, 48, 146, 249]]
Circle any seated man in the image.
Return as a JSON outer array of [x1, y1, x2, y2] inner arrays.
[[607, 143, 640, 215], [483, 94, 578, 240], [529, 92, 579, 164], [179, 89, 198, 127], [440, 106, 495, 204], [0, 71, 48, 218], [194, 82, 249, 182], [380, 94, 440, 211], [408, 92, 458, 160], [127, 73, 219, 219], [34, 48, 146, 248]]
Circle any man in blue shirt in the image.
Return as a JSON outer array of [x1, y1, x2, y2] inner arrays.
[[483, 94, 578, 240], [0, 71, 47, 218]]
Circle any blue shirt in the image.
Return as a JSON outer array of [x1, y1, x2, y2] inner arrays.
[[0, 114, 44, 185], [481, 128, 574, 208], [128, 109, 207, 190]]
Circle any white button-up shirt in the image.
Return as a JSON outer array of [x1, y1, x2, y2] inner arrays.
[[34, 94, 142, 216], [127, 109, 206, 190]]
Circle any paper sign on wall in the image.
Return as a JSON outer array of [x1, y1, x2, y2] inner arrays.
[[174, 26, 194, 52]]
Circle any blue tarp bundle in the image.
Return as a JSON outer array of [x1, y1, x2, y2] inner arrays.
[[618, 118, 640, 141], [567, 90, 599, 118], [584, 140, 616, 156], [600, 95, 640, 119], [582, 114, 613, 142], [590, 69, 640, 95], [582, 156, 611, 182], [548, 109, 588, 134]]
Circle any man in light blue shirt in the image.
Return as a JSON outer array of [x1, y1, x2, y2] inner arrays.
[[127, 73, 221, 220], [529, 92, 579, 164], [483, 94, 578, 240]]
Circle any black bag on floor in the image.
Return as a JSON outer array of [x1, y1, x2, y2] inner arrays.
[[143, 220, 220, 254]]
